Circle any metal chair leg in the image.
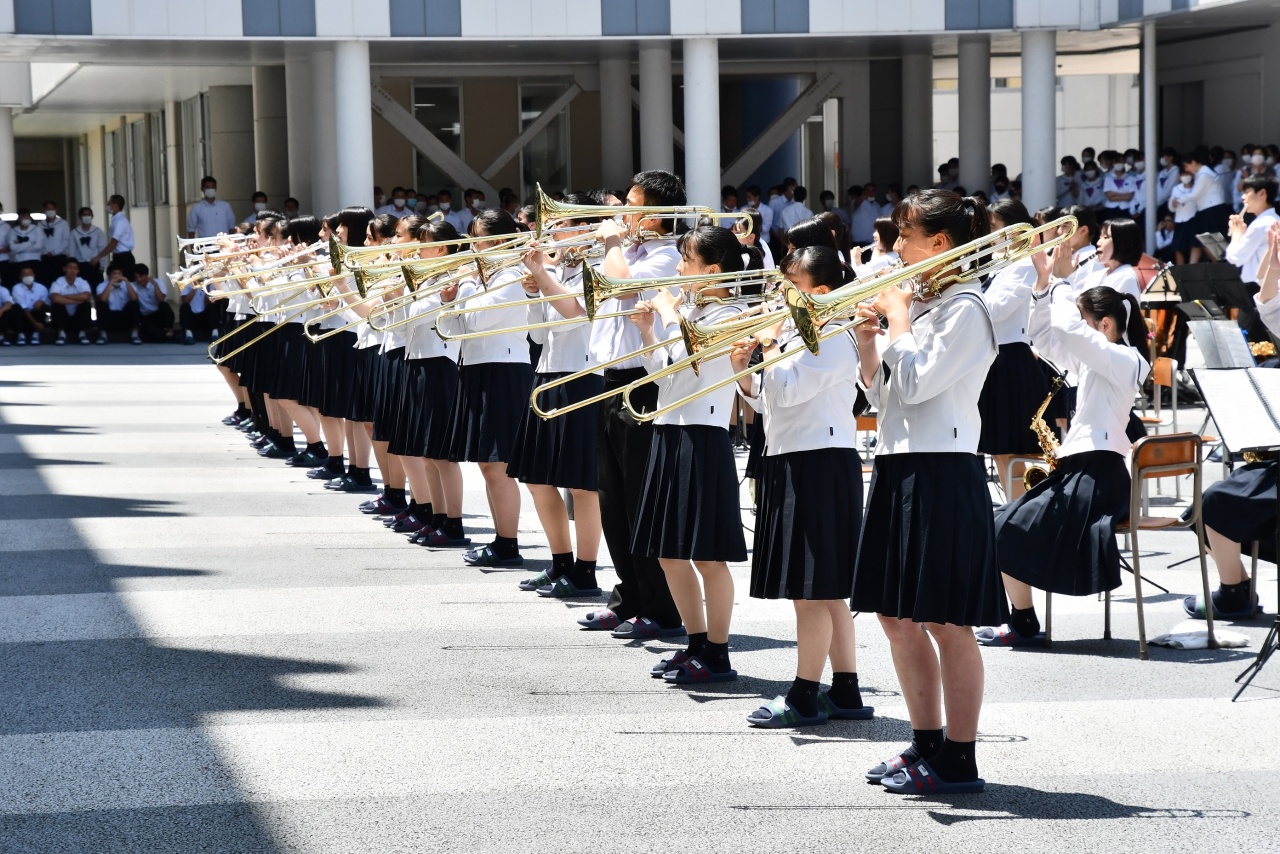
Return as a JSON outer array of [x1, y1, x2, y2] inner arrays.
[[1133, 528, 1149, 661], [1104, 588, 1112, 640], [1044, 590, 1053, 646], [1250, 541, 1261, 619]]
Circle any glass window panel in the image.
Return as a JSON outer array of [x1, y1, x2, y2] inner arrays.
[[519, 83, 570, 202], [412, 84, 462, 197]]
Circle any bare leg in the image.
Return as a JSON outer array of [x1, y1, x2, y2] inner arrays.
[[659, 558, 707, 635], [320, 416, 345, 457], [217, 365, 242, 405], [479, 461, 521, 538], [993, 454, 1025, 501], [878, 616, 942, 730], [279, 399, 320, 444], [1207, 526, 1248, 585], [926, 623, 985, 742], [694, 560, 733, 644], [399, 455, 432, 505], [826, 601, 858, 673], [569, 489, 601, 561], [794, 600, 834, 682], [528, 484, 572, 553], [1002, 574, 1035, 610], [347, 421, 371, 468], [428, 459, 464, 517]]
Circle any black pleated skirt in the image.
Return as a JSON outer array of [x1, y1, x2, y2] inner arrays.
[[507, 371, 602, 490], [751, 447, 864, 600], [389, 356, 459, 460], [269, 323, 307, 402], [244, 320, 280, 395], [851, 453, 1007, 627], [1203, 460, 1278, 547], [744, 416, 766, 480], [1193, 204, 1230, 239], [215, 314, 249, 373], [298, 325, 326, 409], [347, 346, 380, 423], [320, 330, 358, 420], [978, 342, 1050, 455], [994, 450, 1130, 596], [372, 348, 407, 442], [448, 361, 535, 464], [631, 424, 748, 562]]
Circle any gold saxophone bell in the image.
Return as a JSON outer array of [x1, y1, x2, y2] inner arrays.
[[1023, 376, 1065, 491]]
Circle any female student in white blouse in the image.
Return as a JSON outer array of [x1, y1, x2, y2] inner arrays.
[[628, 226, 753, 684], [850, 190, 1004, 795], [978, 199, 1052, 500], [732, 246, 873, 728], [1071, 218, 1144, 301], [978, 283, 1150, 646]]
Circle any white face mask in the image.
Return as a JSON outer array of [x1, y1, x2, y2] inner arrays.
[[254, 202, 266, 212], [1159, 157, 1171, 167], [1084, 170, 1098, 180], [19, 219, 30, 227], [44, 210, 57, 219], [471, 200, 486, 211], [21, 276, 33, 285], [393, 198, 406, 209], [1181, 175, 1193, 186], [204, 188, 216, 200], [1223, 159, 1234, 169], [376, 195, 386, 206], [1252, 154, 1266, 166], [1134, 161, 1145, 171], [81, 215, 92, 225], [1267, 157, 1276, 166], [947, 168, 959, 179], [1113, 166, 1126, 176], [439, 201, 451, 211], [427, 205, 439, 214]]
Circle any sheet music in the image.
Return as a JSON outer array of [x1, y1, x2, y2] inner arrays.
[[1188, 320, 1255, 369], [1192, 368, 1280, 452]]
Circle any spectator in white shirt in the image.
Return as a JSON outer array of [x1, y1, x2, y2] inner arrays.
[[1125, 152, 1148, 225], [0, 283, 11, 345], [1183, 146, 1229, 263], [1056, 157, 1081, 208], [458, 188, 485, 232], [817, 189, 849, 227], [720, 185, 739, 214], [9, 209, 44, 267], [38, 200, 71, 285], [377, 186, 411, 219], [130, 263, 174, 342], [879, 184, 902, 218], [188, 177, 238, 239], [777, 186, 814, 236], [91, 195, 136, 278], [1214, 148, 1237, 204], [437, 189, 467, 232], [1155, 148, 1181, 212], [243, 191, 270, 224], [49, 258, 92, 345], [6, 266, 49, 345], [179, 271, 212, 344], [738, 185, 774, 244], [95, 262, 138, 344], [1077, 162, 1106, 211], [1102, 161, 1135, 222], [283, 197, 301, 219], [1153, 214, 1176, 264], [1225, 173, 1280, 285], [849, 184, 881, 245], [731, 208, 774, 269], [69, 207, 108, 287], [1169, 170, 1199, 265]]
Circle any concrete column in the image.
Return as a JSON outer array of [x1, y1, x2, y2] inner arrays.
[[682, 38, 720, 209], [252, 65, 289, 205], [1142, 20, 1158, 253], [957, 34, 991, 196], [1020, 30, 1057, 211], [0, 108, 14, 213], [638, 41, 674, 172], [599, 56, 633, 188], [901, 44, 934, 190], [838, 63, 871, 187], [285, 48, 313, 215], [206, 85, 256, 218], [332, 41, 375, 211], [164, 102, 183, 251], [310, 46, 339, 217]]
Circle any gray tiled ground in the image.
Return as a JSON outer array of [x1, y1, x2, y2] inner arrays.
[[1, 347, 1276, 854]]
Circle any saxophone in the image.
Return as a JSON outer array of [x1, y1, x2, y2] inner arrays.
[[1023, 376, 1065, 490]]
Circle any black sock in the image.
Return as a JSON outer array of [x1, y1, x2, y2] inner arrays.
[[493, 535, 519, 559], [826, 672, 863, 709], [443, 517, 465, 538], [235, 405, 250, 418], [350, 466, 372, 485], [927, 738, 979, 782], [1216, 580, 1252, 612], [416, 502, 433, 521], [326, 455, 345, 474], [912, 728, 945, 763], [432, 512, 447, 531], [276, 435, 296, 452], [383, 487, 408, 508], [569, 558, 597, 588], [409, 501, 432, 524], [1010, 605, 1041, 638], [548, 552, 574, 581], [305, 442, 326, 457], [786, 677, 821, 717], [685, 631, 708, 660], [701, 640, 731, 673]]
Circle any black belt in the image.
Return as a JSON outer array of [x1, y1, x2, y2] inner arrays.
[[604, 367, 647, 381]]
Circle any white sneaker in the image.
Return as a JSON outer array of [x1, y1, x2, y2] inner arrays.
[[16, 333, 26, 346], [211, 328, 220, 341], [184, 330, 195, 345], [97, 330, 108, 345], [55, 331, 67, 346], [131, 332, 142, 345], [1, 337, 9, 347], [30, 332, 39, 346], [78, 331, 91, 345]]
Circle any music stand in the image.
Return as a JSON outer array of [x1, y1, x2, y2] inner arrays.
[[1196, 232, 1229, 262], [1190, 368, 1280, 701]]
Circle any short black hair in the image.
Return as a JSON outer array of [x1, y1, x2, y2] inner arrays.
[[135, 263, 150, 276], [792, 186, 808, 203], [109, 194, 126, 208], [630, 170, 686, 208], [252, 191, 268, 202], [285, 197, 299, 208], [1242, 172, 1279, 205], [200, 176, 217, 187], [1103, 217, 1143, 267]]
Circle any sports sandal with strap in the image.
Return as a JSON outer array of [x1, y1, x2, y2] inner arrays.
[[611, 617, 686, 640], [649, 649, 691, 678], [975, 626, 1046, 647], [661, 655, 737, 684], [818, 692, 875, 720], [746, 695, 829, 729], [418, 529, 473, 548], [1182, 593, 1260, 620], [518, 571, 553, 592], [880, 759, 986, 795], [577, 609, 621, 630], [866, 750, 916, 783], [536, 576, 603, 598], [462, 544, 523, 568]]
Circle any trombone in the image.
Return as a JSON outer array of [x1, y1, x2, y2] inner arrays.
[[211, 277, 339, 365], [177, 233, 249, 255], [533, 184, 736, 238], [618, 216, 1079, 423], [331, 232, 531, 273]]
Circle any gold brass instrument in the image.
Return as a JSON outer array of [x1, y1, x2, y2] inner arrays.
[[615, 216, 1079, 424], [205, 273, 334, 362], [533, 184, 750, 239], [1023, 376, 1065, 490], [366, 254, 534, 333], [177, 233, 248, 253], [331, 232, 531, 273], [303, 267, 412, 341]]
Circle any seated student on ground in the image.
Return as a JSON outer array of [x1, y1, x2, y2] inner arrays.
[[49, 259, 92, 345], [131, 264, 174, 342], [5, 266, 49, 345], [179, 271, 214, 344], [0, 282, 12, 344], [95, 262, 138, 344]]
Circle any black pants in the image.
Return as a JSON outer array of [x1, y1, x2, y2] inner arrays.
[[598, 367, 681, 626], [98, 303, 139, 336], [40, 255, 68, 288], [1, 307, 46, 336], [138, 304, 175, 341], [180, 303, 215, 338], [112, 251, 137, 280], [51, 304, 88, 336]]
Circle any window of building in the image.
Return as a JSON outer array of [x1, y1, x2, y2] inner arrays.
[[518, 83, 570, 201], [128, 119, 148, 205], [104, 127, 127, 201], [412, 85, 462, 196], [151, 112, 168, 205], [992, 77, 1022, 90], [933, 78, 957, 90], [181, 94, 211, 203]]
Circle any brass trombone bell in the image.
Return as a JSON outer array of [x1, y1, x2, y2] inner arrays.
[[534, 183, 715, 238]]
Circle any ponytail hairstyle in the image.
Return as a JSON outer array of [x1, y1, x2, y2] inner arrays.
[[368, 213, 398, 242], [468, 207, 521, 238], [784, 215, 838, 253], [416, 219, 462, 254], [560, 192, 607, 227], [893, 189, 990, 252], [286, 215, 321, 247], [988, 197, 1035, 230], [780, 245, 855, 291], [678, 224, 750, 274], [1078, 285, 1150, 363], [817, 210, 853, 257], [397, 213, 428, 237], [335, 206, 374, 247]]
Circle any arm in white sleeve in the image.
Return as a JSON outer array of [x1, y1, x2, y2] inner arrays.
[[760, 332, 858, 409], [982, 263, 1037, 325], [436, 271, 527, 336], [1049, 291, 1144, 381], [881, 298, 994, 406]]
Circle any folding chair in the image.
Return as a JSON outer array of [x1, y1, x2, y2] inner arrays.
[[1047, 434, 1216, 659], [856, 413, 877, 477]]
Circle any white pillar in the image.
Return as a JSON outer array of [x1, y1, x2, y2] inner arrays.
[[901, 45, 934, 190], [310, 46, 339, 217], [638, 42, 674, 172], [252, 65, 289, 204], [332, 40, 374, 211], [0, 108, 13, 213], [600, 56, 633, 188], [682, 38, 720, 209], [285, 48, 314, 215], [1142, 20, 1158, 253], [958, 34, 991, 196], [1020, 30, 1056, 211]]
